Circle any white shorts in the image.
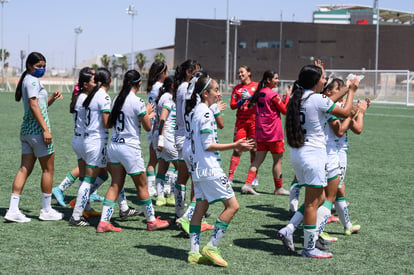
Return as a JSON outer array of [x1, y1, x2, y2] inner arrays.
[[84, 137, 107, 168], [193, 176, 234, 204], [338, 149, 348, 188], [175, 135, 185, 160], [108, 142, 144, 175], [152, 131, 178, 162], [290, 146, 327, 188], [72, 135, 86, 161], [326, 147, 340, 181], [21, 134, 54, 158]]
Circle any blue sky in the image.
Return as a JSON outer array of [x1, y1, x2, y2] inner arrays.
[[3, 0, 412, 70]]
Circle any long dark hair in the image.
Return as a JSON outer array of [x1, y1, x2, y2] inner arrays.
[[15, 52, 46, 102], [156, 76, 175, 105], [146, 61, 167, 93], [83, 67, 111, 109], [70, 67, 94, 113], [108, 70, 142, 128], [285, 65, 322, 148], [185, 73, 211, 116], [174, 59, 198, 91], [249, 70, 275, 108]]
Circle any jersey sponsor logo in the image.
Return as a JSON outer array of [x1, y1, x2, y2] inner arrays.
[[204, 112, 210, 119], [105, 95, 110, 101], [32, 82, 37, 86]]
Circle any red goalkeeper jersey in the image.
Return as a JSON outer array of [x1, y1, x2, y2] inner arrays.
[[230, 81, 258, 121]]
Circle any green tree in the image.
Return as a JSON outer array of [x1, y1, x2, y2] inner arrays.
[[91, 64, 99, 71], [154, 52, 166, 63], [100, 54, 110, 69], [119, 55, 128, 75], [0, 48, 10, 69], [136, 52, 146, 72]]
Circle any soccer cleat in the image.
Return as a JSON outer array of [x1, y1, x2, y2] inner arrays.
[[176, 216, 190, 234], [39, 208, 64, 221], [147, 216, 170, 231], [344, 224, 361, 236], [202, 244, 228, 267], [69, 216, 90, 226], [89, 193, 104, 203], [68, 199, 76, 209], [4, 210, 31, 223], [315, 237, 330, 251], [155, 196, 167, 206], [97, 221, 122, 233], [83, 208, 101, 218], [188, 251, 208, 264], [166, 195, 176, 206], [241, 184, 259, 195], [252, 177, 259, 187], [327, 215, 340, 224], [277, 226, 295, 253], [52, 187, 66, 207], [319, 232, 338, 243], [301, 248, 332, 258], [201, 221, 215, 231], [119, 207, 142, 220], [274, 187, 290, 196]]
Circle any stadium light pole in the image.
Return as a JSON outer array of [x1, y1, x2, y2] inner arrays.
[[1, 0, 9, 91], [74, 26, 83, 77], [126, 5, 137, 70], [225, 0, 230, 93], [374, 0, 379, 95], [230, 16, 241, 85]]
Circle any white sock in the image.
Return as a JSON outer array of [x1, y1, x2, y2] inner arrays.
[[316, 201, 333, 235], [58, 172, 77, 192], [117, 188, 129, 212], [156, 175, 165, 198], [139, 198, 155, 222], [190, 232, 201, 252], [101, 198, 116, 222], [288, 205, 305, 231], [72, 181, 91, 220], [335, 198, 352, 229], [9, 193, 20, 212], [303, 225, 318, 250], [208, 219, 229, 247], [41, 193, 52, 212], [289, 185, 301, 212], [184, 201, 196, 221], [174, 183, 186, 218]]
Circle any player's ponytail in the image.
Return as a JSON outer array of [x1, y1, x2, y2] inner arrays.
[[285, 65, 322, 148], [108, 70, 141, 128]]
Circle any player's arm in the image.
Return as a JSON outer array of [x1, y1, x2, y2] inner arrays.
[[329, 116, 351, 137], [350, 99, 369, 134], [206, 138, 255, 152], [102, 111, 110, 129], [140, 103, 155, 132], [230, 88, 241, 110], [157, 106, 170, 151]]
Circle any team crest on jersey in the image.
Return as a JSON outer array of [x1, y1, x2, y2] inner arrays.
[[233, 93, 237, 99], [32, 82, 36, 86]]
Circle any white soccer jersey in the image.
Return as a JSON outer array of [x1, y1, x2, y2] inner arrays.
[[73, 93, 87, 137], [175, 82, 189, 137], [84, 88, 111, 139], [186, 103, 224, 181], [300, 90, 335, 148], [156, 92, 177, 143], [147, 81, 162, 106], [110, 92, 147, 148]]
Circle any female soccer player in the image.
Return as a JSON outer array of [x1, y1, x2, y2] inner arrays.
[[5, 52, 63, 222], [241, 70, 291, 195], [146, 62, 168, 196], [97, 70, 170, 232], [227, 65, 258, 184], [183, 75, 254, 267], [153, 76, 178, 206], [283, 63, 357, 258]]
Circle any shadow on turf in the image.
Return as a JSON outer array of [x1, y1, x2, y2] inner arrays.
[[135, 244, 188, 261], [245, 204, 292, 221]]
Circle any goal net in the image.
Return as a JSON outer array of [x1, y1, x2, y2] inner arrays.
[[326, 70, 414, 106]]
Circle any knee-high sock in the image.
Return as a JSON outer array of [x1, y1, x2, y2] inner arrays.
[[228, 155, 240, 180]]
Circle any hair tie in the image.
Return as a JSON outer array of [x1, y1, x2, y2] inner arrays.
[[294, 83, 304, 90], [73, 84, 80, 96]]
